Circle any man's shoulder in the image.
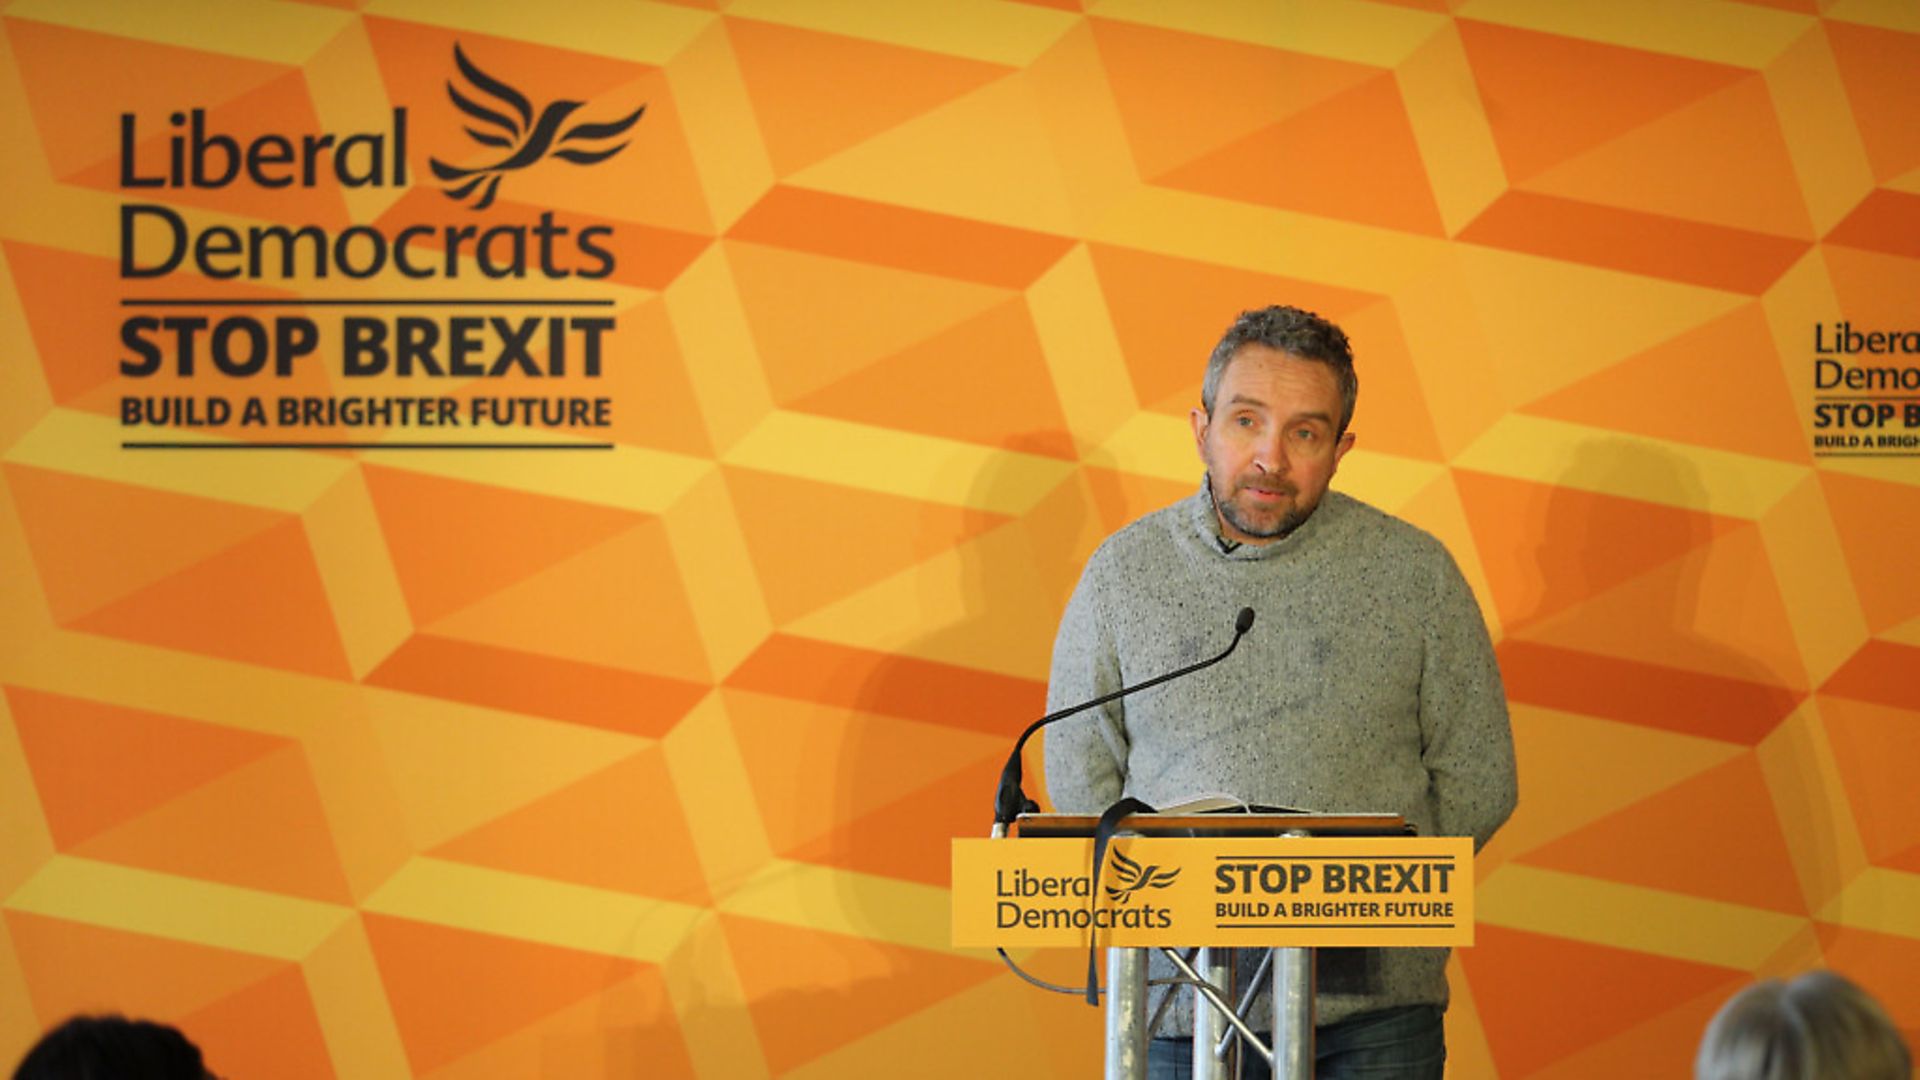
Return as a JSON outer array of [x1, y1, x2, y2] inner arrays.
[[1323, 491, 1452, 564], [1086, 497, 1195, 570]]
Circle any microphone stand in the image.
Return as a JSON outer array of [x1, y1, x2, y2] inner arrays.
[[990, 608, 1255, 837]]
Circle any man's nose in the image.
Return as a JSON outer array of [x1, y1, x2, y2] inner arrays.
[[1253, 432, 1290, 474]]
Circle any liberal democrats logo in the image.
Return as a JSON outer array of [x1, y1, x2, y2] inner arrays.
[[1105, 849, 1180, 903], [430, 44, 645, 210]]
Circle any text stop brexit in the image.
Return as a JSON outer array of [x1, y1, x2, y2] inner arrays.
[[121, 314, 614, 378]]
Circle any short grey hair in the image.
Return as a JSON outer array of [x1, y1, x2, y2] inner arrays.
[[1201, 306, 1357, 433], [1696, 971, 1912, 1080]]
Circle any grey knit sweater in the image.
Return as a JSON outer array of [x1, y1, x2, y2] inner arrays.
[[1043, 485, 1517, 1031]]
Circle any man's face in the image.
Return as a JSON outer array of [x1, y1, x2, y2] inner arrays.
[[1191, 344, 1355, 544]]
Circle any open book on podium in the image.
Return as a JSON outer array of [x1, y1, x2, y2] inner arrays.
[[953, 798, 1473, 951]]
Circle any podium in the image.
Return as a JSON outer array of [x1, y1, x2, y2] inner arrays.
[[952, 811, 1472, 1080]]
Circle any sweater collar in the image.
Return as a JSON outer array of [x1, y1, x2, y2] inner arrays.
[[1187, 479, 1341, 560]]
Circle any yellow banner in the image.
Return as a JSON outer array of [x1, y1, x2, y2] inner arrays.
[[952, 837, 1473, 950]]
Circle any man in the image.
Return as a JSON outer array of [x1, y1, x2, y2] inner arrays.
[[1044, 305, 1518, 1078]]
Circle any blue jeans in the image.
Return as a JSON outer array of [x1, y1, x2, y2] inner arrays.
[[1146, 1005, 1446, 1079]]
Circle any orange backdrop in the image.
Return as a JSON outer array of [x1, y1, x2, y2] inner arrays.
[[3, 2, 1919, 1077]]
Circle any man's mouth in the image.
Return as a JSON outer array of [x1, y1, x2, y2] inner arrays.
[[1239, 483, 1293, 501]]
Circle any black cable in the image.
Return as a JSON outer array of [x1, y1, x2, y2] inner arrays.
[[996, 947, 1088, 996], [994, 947, 1207, 997]]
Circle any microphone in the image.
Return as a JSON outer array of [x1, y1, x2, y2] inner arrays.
[[990, 607, 1256, 837]]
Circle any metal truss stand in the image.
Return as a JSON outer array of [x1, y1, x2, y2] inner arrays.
[[1103, 944, 1315, 1080]]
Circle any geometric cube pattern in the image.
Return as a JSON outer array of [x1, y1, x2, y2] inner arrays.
[[2, 2, 1918, 1076]]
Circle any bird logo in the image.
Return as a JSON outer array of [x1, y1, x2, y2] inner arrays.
[[1104, 848, 1181, 903], [429, 44, 646, 211]]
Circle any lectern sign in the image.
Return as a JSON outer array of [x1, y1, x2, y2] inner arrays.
[[952, 837, 1473, 949]]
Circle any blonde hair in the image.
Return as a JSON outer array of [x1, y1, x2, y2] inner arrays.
[[1696, 971, 1911, 1080]]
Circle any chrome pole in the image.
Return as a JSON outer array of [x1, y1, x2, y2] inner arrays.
[[1270, 946, 1314, 1080], [1105, 947, 1149, 1080], [1217, 949, 1273, 1059], [1161, 947, 1270, 1071], [1192, 947, 1231, 1080]]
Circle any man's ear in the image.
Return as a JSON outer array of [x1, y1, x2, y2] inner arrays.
[[1332, 429, 1356, 469], [1190, 406, 1209, 461]]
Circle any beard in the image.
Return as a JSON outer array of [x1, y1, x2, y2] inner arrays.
[[1210, 473, 1313, 541]]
